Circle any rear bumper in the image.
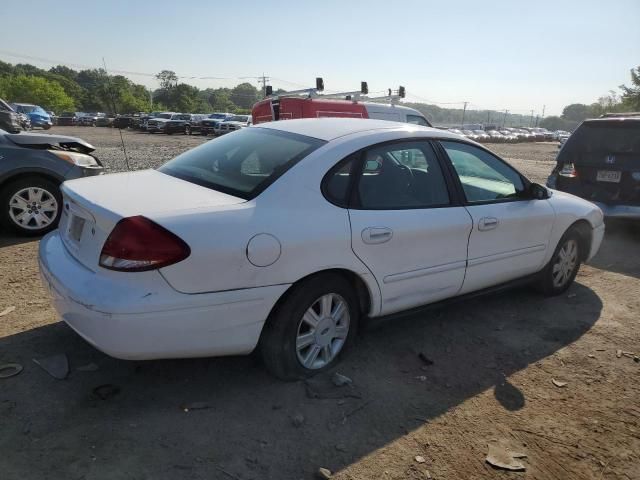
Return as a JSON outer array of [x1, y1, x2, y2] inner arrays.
[[593, 202, 640, 220], [38, 232, 289, 360]]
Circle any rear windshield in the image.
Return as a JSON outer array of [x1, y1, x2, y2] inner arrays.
[[158, 128, 325, 199], [565, 121, 640, 154]]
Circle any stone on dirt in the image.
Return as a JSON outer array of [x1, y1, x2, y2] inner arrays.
[[332, 372, 353, 387], [0, 306, 16, 317], [486, 443, 527, 471], [292, 413, 305, 427], [317, 467, 332, 479]]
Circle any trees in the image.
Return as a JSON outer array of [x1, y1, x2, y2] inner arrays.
[[0, 75, 75, 111], [230, 82, 260, 109], [620, 65, 640, 111], [155, 70, 178, 90], [561, 103, 592, 122]]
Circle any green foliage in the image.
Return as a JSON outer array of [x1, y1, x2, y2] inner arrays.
[[0, 75, 75, 111], [620, 65, 640, 110], [230, 82, 260, 109], [540, 116, 577, 131]]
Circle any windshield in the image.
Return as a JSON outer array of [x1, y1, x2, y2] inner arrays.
[[158, 128, 325, 199], [173, 114, 191, 120], [228, 115, 249, 122], [209, 113, 228, 119], [156, 113, 172, 119], [16, 105, 36, 113], [564, 121, 640, 154]]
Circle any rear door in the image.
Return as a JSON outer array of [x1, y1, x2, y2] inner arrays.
[[438, 140, 555, 294], [326, 140, 472, 315]]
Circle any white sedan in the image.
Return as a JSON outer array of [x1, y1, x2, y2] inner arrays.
[[39, 118, 605, 379]]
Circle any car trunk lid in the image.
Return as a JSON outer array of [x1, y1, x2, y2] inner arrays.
[[58, 169, 246, 271]]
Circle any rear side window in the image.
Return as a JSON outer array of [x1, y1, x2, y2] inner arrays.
[[159, 128, 325, 199], [356, 142, 450, 209]]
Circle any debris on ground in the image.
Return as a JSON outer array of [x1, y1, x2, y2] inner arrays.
[[0, 363, 23, 379], [292, 413, 305, 428], [552, 379, 568, 388], [486, 442, 527, 471], [76, 362, 99, 372], [305, 376, 363, 400], [418, 352, 434, 366], [616, 350, 623, 358], [415, 375, 427, 382], [0, 306, 16, 317], [335, 443, 347, 452], [181, 402, 211, 412], [415, 455, 426, 463], [92, 384, 121, 400], [331, 372, 353, 387], [317, 467, 332, 479], [33, 353, 69, 380]]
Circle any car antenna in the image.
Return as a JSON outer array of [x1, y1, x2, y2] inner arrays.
[[102, 57, 130, 171]]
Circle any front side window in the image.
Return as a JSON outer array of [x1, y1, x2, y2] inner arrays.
[[440, 141, 524, 203], [356, 142, 450, 209], [159, 128, 325, 199], [406, 115, 429, 127]]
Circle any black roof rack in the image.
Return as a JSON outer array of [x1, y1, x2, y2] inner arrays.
[[599, 112, 640, 118]]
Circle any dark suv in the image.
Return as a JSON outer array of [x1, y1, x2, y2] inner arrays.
[[548, 114, 640, 219], [0, 99, 21, 133]]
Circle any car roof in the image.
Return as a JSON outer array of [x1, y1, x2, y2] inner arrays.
[[254, 117, 458, 141]]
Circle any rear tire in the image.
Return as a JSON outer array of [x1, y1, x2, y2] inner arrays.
[[536, 229, 582, 296], [185, 125, 191, 135], [259, 273, 359, 380], [0, 176, 62, 236]]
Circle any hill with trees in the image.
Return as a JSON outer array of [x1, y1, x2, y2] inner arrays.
[[1, 59, 638, 131]]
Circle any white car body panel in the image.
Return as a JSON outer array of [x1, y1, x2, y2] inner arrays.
[[39, 118, 605, 360], [349, 207, 472, 315], [460, 199, 555, 294]]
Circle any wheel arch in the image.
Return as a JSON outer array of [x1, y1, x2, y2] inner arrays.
[[567, 219, 593, 262], [0, 169, 64, 192], [265, 268, 374, 326]]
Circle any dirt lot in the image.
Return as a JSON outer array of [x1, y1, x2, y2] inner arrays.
[[1, 127, 639, 480]]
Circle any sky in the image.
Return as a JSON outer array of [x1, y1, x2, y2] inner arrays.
[[1, 0, 638, 116]]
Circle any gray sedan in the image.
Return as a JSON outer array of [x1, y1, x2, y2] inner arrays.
[[0, 129, 103, 236]]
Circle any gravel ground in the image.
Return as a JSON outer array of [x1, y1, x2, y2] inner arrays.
[[0, 126, 639, 480]]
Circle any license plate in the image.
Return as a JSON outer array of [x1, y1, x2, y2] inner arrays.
[[68, 215, 86, 243], [596, 170, 622, 183]]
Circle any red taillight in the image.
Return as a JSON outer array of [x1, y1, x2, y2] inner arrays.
[[99, 216, 190, 272]]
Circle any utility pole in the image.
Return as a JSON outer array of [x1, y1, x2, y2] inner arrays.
[[502, 109, 509, 128], [529, 109, 534, 127], [148, 88, 153, 111], [487, 110, 491, 124], [541, 104, 546, 119], [258, 73, 271, 98], [460, 101, 468, 128], [535, 115, 540, 127]]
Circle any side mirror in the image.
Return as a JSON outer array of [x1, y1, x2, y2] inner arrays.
[[528, 183, 550, 200]]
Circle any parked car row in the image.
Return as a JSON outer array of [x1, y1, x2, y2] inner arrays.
[[115, 111, 253, 136], [444, 125, 560, 143]]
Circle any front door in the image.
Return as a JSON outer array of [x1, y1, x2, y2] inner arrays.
[[338, 140, 472, 315], [439, 140, 555, 294]]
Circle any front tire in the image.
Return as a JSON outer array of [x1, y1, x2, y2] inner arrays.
[[0, 177, 62, 236], [259, 273, 359, 380], [537, 229, 582, 296], [185, 125, 191, 135]]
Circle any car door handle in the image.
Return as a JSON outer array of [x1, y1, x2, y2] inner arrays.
[[478, 217, 499, 231], [362, 227, 393, 244]]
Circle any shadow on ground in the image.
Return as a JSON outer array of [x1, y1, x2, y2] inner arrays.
[[0, 282, 602, 479], [589, 220, 640, 279]]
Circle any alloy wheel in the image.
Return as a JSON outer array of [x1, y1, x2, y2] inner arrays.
[[8, 187, 59, 231], [552, 239, 578, 288], [296, 293, 350, 370]]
